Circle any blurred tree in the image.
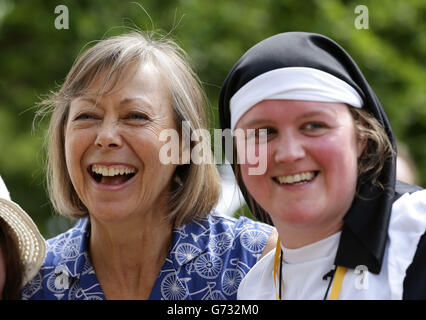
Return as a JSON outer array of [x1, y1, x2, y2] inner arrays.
[[0, 0, 424, 238]]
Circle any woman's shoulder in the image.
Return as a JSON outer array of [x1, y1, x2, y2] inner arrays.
[[44, 218, 88, 263], [172, 212, 274, 261], [188, 211, 273, 234], [21, 218, 92, 299], [163, 212, 275, 299], [24, 218, 89, 275]]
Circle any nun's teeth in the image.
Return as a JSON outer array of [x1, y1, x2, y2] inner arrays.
[[92, 165, 136, 177], [276, 171, 315, 184]]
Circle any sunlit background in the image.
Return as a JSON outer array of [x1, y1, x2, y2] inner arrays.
[[0, 0, 425, 238]]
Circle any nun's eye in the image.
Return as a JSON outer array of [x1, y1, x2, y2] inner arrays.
[[256, 128, 276, 137], [301, 122, 328, 135], [306, 123, 322, 129], [302, 122, 326, 130], [246, 127, 276, 142]]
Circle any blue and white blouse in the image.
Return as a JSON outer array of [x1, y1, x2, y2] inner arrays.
[[22, 214, 273, 300]]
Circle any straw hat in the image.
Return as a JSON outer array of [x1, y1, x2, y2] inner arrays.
[[0, 176, 46, 286]]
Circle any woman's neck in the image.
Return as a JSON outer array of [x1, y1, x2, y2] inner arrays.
[[89, 212, 174, 299]]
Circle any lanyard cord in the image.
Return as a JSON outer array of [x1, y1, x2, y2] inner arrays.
[[323, 267, 336, 300], [329, 265, 347, 300], [273, 236, 347, 300], [273, 238, 282, 300]]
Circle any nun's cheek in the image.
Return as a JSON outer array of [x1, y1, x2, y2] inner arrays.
[[240, 162, 269, 200]]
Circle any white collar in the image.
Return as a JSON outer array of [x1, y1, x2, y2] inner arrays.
[[282, 231, 341, 264]]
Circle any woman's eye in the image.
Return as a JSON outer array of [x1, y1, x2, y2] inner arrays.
[[305, 123, 323, 130], [74, 113, 96, 121], [259, 127, 277, 137], [246, 127, 276, 142], [264, 128, 277, 135], [302, 122, 328, 134], [125, 113, 148, 121]]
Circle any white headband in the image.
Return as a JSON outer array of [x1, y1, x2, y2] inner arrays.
[[230, 67, 363, 131]]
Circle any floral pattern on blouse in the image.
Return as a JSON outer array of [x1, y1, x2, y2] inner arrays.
[[22, 213, 273, 300]]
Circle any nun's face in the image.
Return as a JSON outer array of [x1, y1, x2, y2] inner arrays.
[[235, 100, 365, 245]]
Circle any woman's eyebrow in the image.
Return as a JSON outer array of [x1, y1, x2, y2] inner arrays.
[[120, 97, 141, 104], [298, 110, 336, 119], [238, 110, 336, 128], [119, 97, 154, 111], [237, 118, 271, 129], [75, 97, 96, 105], [73, 97, 154, 111]]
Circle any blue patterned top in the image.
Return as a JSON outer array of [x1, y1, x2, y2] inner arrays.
[[22, 214, 273, 300]]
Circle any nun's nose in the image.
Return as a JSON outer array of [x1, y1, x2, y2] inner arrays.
[[274, 133, 306, 163]]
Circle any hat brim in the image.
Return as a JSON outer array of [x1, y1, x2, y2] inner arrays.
[[0, 198, 46, 286]]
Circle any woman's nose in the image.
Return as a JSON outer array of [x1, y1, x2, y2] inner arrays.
[[94, 121, 122, 149], [273, 133, 306, 163]]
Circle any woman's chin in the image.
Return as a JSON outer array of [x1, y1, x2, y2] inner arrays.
[[87, 203, 134, 223], [270, 206, 325, 229]]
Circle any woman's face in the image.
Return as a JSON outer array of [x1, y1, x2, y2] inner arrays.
[[235, 100, 365, 237], [65, 63, 178, 223]]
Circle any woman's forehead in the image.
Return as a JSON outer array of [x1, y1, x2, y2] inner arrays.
[[74, 62, 140, 97], [236, 100, 349, 127], [72, 62, 167, 102]]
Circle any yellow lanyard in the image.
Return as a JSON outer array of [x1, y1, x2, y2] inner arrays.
[[273, 236, 347, 300]]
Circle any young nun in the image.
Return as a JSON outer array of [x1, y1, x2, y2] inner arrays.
[[219, 32, 426, 300]]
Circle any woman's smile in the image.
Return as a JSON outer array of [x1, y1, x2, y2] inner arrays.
[[87, 163, 139, 189], [273, 170, 319, 186], [236, 100, 363, 235], [65, 63, 178, 221]]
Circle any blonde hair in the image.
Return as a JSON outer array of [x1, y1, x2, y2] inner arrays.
[[36, 31, 220, 226], [349, 107, 395, 190]]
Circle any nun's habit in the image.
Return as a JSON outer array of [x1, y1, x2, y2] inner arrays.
[[219, 32, 426, 299]]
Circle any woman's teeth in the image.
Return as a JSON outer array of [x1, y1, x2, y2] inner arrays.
[[90, 165, 137, 185], [275, 171, 316, 185], [91, 165, 136, 177]]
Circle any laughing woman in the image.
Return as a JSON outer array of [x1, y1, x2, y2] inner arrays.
[[22, 31, 275, 300], [219, 32, 426, 299]]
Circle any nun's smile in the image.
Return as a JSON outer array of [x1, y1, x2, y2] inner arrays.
[[235, 99, 365, 236], [273, 170, 318, 185]]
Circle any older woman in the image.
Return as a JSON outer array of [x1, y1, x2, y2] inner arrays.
[[219, 32, 426, 299], [0, 175, 45, 299], [22, 31, 275, 300]]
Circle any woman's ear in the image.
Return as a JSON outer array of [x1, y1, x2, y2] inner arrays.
[[351, 110, 368, 158], [357, 135, 367, 158]]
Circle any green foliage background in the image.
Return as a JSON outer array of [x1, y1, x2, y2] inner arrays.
[[0, 0, 425, 238]]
